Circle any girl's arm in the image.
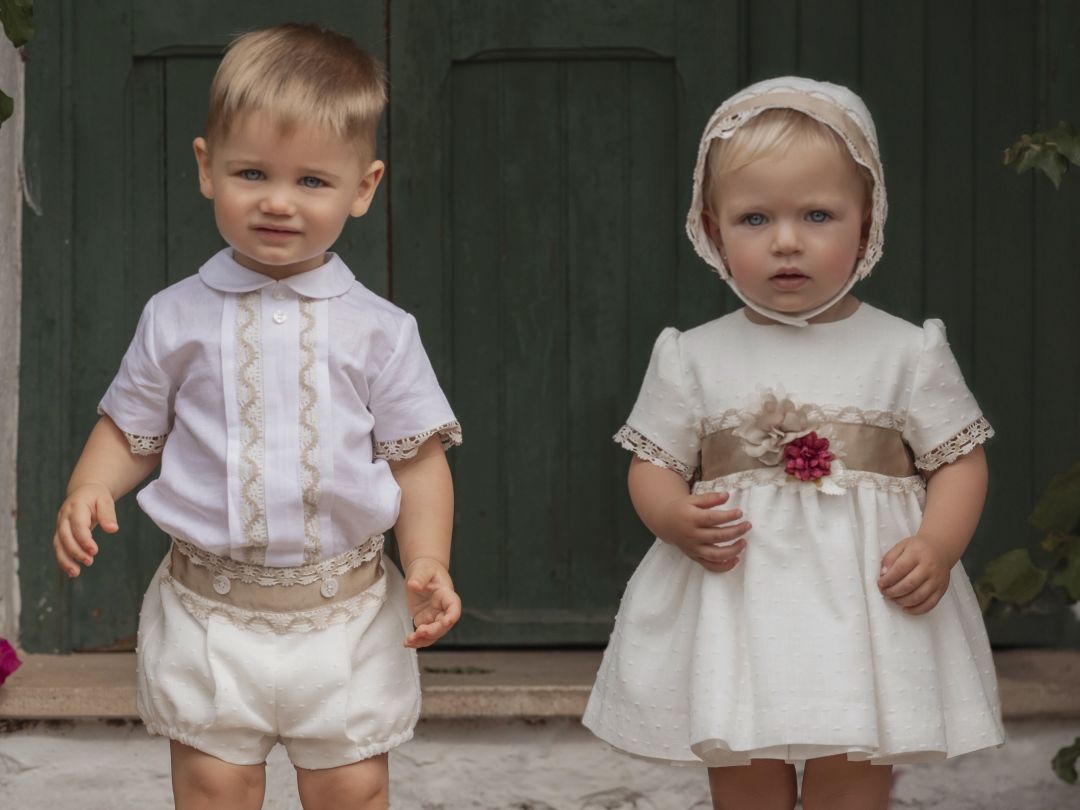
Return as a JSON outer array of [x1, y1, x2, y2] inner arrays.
[[628, 457, 751, 572], [878, 445, 989, 614], [388, 436, 461, 648], [53, 415, 161, 577]]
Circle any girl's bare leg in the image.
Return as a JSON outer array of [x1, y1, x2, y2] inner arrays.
[[708, 759, 798, 810], [801, 755, 892, 810], [170, 740, 266, 810], [296, 753, 389, 810]]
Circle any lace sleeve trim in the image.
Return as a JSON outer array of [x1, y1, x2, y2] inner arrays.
[[373, 420, 463, 461], [915, 416, 995, 472], [614, 425, 697, 482], [124, 432, 167, 455]]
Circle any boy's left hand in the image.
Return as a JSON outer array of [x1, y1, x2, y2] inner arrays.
[[878, 533, 955, 615], [403, 557, 461, 648]]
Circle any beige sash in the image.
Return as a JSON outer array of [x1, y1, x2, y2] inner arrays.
[[701, 422, 916, 481], [169, 538, 382, 612]]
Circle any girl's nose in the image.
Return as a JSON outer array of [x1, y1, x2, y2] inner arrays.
[[260, 187, 296, 216], [770, 222, 801, 254]]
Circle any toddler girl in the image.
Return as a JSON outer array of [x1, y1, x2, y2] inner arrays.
[[583, 77, 1003, 810], [51, 24, 460, 809]]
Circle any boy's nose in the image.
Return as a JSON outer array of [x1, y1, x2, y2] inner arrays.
[[260, 187, 296, 216]]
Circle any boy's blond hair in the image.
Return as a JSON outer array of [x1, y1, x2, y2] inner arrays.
[[206, 23, 386, 158], [702, 108, 873, 214]]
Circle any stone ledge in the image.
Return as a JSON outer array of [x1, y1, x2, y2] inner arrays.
[[0, 649, 1077, 722]]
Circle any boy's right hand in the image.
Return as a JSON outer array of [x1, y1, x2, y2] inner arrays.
[[53, 482, 119, 577], [656, 491, 750, 573]]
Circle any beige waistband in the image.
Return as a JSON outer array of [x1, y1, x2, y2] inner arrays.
[[701, 422, 917, 481], [168, 536, 383, 613]]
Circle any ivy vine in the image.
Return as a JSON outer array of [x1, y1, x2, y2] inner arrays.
[[0, 0, 33, 130]]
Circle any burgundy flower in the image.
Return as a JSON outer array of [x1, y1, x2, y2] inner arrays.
[[0, 638, 21, 686], [783, 431, 834, 481]]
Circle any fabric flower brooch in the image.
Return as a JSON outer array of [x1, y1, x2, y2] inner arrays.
[[732, 394, 841, 491]]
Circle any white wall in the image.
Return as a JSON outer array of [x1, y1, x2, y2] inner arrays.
[[0, 34, 23, 643]]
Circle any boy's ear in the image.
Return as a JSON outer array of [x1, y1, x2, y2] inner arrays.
[[350, 159, 386, 218], [192, 137, 215, 200]]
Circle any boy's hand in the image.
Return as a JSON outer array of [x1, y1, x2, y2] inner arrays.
[[402, 557, 461, 648], [656, 491, 750, 573], [53, 482, 118, 577], [878, 533, 954, 615]]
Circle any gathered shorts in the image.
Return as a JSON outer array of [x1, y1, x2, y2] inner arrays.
[[135, 536, 421, 770]]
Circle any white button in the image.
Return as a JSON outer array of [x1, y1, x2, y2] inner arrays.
[[271, 289, 287, 301], [320, 578, 339, 599], [272, 310, 287, 324], [212, 575, 232, 595]]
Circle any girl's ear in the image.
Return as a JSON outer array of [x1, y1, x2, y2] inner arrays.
[[350, 159, 386, 218], [192, 137, 215, 200], [702, 209, 725, 255]]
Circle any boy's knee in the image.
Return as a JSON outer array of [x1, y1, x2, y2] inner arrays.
[[297, 755, 389, 810]]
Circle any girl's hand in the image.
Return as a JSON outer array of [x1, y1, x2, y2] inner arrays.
[[53, 482, 119, 577], [402, 557, 461, 648], [656, 491, 750, 573], [878, 533, 955, 615]]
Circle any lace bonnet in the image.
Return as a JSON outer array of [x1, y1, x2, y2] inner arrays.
[[685, 76, 888, 327]]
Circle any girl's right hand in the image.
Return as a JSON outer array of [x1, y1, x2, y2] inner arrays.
[[656, 490, 750, 572], [53, 482, 119, 577]]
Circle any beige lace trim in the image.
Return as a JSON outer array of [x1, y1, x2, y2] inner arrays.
[[164, 574, 384, 635], [614, 425, 697, 482], [123, 431, 166, 456], [693, 467, 926, 496], [171, 535, 383, 586], [373, 421, 463, 461], [915, 417, 994, 472], [700, 403, 904, 436], [236, 292, 268, 563], [297, 298, 322, 563]]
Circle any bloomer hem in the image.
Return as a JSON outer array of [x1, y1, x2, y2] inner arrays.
[[140, 721, 418, 769]]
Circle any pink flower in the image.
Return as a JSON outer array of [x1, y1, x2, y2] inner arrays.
[[0, 638, 21, 686], [783, 432, 834, 481]]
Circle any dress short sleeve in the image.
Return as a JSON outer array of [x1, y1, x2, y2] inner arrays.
[[904, 319, 994, 472], [614, 327, 700, 481], [98, 298, 176, 455], [369, 314, 462, 461]]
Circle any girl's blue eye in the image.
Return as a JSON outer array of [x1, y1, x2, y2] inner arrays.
[[239, 169, 264, 181], [743, 213, 766, 226], [300, 176, 325, 189], [807, 210, 830, 223]]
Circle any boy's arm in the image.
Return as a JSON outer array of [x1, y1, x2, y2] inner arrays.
[[54, 415, 161, 576], [878, 445, 989, 614], [388, 436, 460, 648]]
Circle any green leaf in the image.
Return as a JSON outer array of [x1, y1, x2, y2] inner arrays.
[[0, 87, 11, 127], [1044, 121, 1080, 166], [977, 548, 1048, 607], [1016, 145, 1067, 188], [1052, 737, 1080, 784], [0, 0, 33, 48], [1031, 460, 1080, 533], [1051, 538, 1080, 602]]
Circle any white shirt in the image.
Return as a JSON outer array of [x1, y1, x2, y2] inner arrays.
[[100, 249, 460, 566]]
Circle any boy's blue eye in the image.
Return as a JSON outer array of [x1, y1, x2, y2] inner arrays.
[[807, 210, 830, 223], [239, 169, 264, 181], [299, 176, 325, 189], [742, 213, 766, 226]]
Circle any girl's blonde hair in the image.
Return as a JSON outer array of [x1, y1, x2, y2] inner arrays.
[[702, 108, 873, 214], [206, 24, 386, 158]]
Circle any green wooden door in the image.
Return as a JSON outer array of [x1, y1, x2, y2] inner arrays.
[[19, 0, 1080, 651]]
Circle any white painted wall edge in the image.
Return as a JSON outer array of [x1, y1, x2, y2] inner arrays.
[[0, 36, 24, 643]]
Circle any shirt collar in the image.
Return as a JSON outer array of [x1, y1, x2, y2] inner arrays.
[[198, 248, 355, 299]]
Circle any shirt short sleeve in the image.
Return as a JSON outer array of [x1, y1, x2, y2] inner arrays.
[[98, 298, 176, 455], [903, 319, 994, 472], [369, 314, 461, 460], [614, 327, 700, 481]]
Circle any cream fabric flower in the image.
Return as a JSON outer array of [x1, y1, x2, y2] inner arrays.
[[732, 394, 814, 465]]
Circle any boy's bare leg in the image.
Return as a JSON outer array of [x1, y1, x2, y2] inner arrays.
[[170, 740, 266, 810], [801, 755, 892, 810], [708, 759, 797, 810], [296, 753, 389, 810]]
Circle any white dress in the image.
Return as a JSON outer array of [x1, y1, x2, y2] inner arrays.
[[582, 304, 1004, 766]]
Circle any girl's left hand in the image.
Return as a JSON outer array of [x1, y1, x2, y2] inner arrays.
[[402, 557, 462, 648], [877, 533, 955, 615]]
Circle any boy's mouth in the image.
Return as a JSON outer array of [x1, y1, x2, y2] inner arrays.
[[253, 226, 301, 240]]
